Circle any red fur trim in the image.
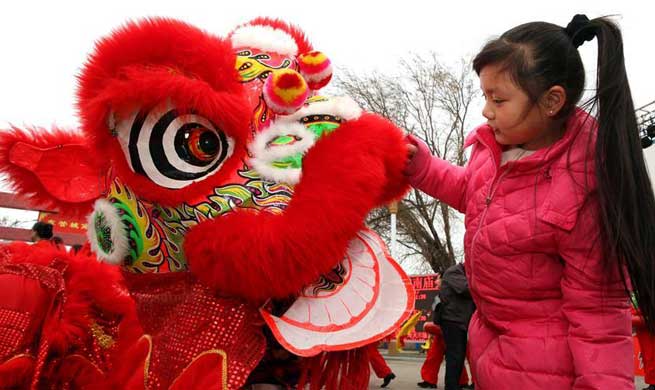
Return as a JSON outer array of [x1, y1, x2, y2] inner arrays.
[[77, 18, 251, 205], [298, 348, 370, 390], [184, 114, 409, 303], [0, 127, 103, 216], [2, 241, 136, 354], [230, 17, 313, 55]]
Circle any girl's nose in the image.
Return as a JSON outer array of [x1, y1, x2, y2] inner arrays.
[[482, 102, 495, 121]]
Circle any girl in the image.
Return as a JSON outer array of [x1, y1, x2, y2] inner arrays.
[[405, 14, 655, 390]]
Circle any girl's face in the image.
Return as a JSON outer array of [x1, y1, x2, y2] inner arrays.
[[479, 64, 554, 150]]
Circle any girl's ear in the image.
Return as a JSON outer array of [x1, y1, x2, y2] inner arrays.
[[541, 86, 567, 117]]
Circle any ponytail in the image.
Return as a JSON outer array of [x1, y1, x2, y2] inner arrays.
[[588, 17, 655, 330]]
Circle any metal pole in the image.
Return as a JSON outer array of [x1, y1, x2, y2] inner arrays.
[[388, 202, 398, 258]]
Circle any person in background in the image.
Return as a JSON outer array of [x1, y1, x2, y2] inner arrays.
[[51, 236, 64, 249], [419, 320, 472, 389], [30, 221, 53, 242], [435, 263, 475, 390], [365, 342, 396, 388]]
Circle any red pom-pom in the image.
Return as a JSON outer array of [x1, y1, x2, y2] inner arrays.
[[262, 69, 309, 115], [298, 51, 333, 90]]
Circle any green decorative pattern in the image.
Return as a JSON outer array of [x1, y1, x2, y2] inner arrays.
[[94, 211, 113, 255], [107, 167, 293, 274]]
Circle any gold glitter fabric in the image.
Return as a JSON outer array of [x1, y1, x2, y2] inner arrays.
[[0, 308, 33, 361], [122, 271, 266, 389], [0, 256, 127, 389], [0, 262, 64, 367]]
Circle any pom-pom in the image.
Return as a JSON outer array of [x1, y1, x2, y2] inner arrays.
[[263, 69, 309, 115], [297, 51, 333, 90]]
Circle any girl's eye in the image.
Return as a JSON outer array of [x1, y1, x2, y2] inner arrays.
[[493, 99, 505, 104]]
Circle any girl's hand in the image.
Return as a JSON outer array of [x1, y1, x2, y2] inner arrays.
[[407, 142, 418, 159]]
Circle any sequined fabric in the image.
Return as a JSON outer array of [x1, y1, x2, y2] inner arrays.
[[0, 308, 32, 361], [0, 256, 125, 389], [0, 261, 64, 366], [123, 271, 266, 389]]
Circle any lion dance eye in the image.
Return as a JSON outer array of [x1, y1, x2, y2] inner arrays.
[[176, 126, 223, 165], [116, 103, 234, 189]]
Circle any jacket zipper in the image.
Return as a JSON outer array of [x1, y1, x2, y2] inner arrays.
[[468, 140, 516, 288]]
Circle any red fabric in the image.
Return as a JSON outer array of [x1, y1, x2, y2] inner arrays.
[[420, 335, 469, 385], [637, 328, 655, 384], [633, 306, 646, 328], [0, 128, 103, 217], [366, 344, 392, 378], [0, 354, 35, 388], [423, 322, 441, 335], [169, 351, 227, 390], [76, 18, 251, 207], [406, 109, 633, 390], [117, 271, 265, 389], [0, 241, 138, 389], [107, 335, 150, 390], [0, 274, 49, 361], [185, 113, 409, 303], [634, 307, 655, 384], [298, 348, 370, 390]]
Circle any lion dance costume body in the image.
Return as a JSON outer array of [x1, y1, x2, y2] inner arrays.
[[0, 18, 414, 389]]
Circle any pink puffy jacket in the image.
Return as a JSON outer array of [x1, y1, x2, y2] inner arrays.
[[405, 109, 633, 390]]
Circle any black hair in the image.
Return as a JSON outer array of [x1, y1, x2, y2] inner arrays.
[[32, 221, 54, 240], [52, 236, 63, 246], [473, 16, 655, 330]]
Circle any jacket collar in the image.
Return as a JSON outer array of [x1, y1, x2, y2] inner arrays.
[[466, 108, 598, 231], [464, 108, 597, 172]]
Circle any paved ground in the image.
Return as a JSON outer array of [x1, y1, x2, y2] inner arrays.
[[368, 350, 648, 389]]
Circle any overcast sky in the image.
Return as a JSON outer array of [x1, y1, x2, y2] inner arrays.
[[0, 0, 653, 129], [1, 1, 654, 264]]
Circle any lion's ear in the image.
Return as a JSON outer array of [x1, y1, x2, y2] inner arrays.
[[0, 126, 106, 216]]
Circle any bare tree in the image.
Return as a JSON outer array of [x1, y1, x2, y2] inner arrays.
[[335, 53, 477, 274], [0, 216, 21, 228]]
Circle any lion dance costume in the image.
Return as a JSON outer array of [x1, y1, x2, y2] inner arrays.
[[0, 18, 414, 389]]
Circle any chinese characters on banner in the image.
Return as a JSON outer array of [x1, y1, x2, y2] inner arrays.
[[38, 211, 88, 234], [405, 274, 440, 344]]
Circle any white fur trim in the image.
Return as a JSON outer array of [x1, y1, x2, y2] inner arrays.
[[249, 121, 316, 184], [231, 25, 298, 56], [285, 96, 362, 123], [87, 198, 129, 265], [303, 64, 333, 83]]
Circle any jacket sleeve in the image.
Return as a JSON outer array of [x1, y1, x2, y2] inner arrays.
[[558, 198, 634, 389], [404, 135, 468, 213]]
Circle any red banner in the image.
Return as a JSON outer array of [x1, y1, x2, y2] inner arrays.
[[404, 274, 440, 344], [38, 211, 88, 235]]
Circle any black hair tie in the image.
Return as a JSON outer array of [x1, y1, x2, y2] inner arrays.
[[565, 14, 596, 48]]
